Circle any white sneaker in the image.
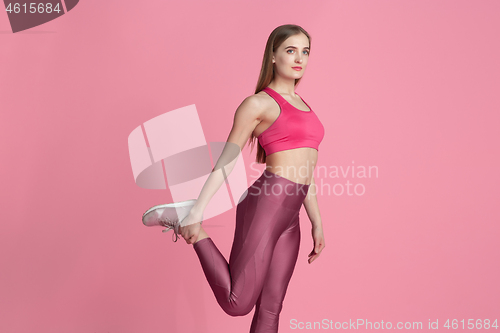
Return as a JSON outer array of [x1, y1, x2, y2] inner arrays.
[[142, 199, 200, 242]]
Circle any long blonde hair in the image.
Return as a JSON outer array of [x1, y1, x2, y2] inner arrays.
[[249, 24, 312, 164]]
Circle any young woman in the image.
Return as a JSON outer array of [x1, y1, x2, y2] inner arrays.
[[143, 24, 325, 333]]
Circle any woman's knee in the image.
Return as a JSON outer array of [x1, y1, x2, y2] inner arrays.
[[222, 302, 254, 317]]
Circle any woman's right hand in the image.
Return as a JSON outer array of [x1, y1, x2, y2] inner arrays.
[[179, 209, 204, 245], [308, 226, 325, 264]]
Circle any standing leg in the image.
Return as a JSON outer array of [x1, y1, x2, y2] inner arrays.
[[249, 212, 301, 333]]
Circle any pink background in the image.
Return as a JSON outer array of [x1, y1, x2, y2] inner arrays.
[[1, 1, 499, 332]]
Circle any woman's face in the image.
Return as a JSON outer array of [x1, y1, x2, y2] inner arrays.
[[273, 33, 310, 80]]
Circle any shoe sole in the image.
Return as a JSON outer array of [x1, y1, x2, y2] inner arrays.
[[142, 199, 197, 221]]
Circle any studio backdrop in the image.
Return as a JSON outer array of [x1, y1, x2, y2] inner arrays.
[[1, 0, 499, 332]]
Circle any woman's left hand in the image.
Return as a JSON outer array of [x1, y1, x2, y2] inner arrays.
[[308, 226, 325, 264]]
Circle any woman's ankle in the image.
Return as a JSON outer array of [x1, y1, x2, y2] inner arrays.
[[194, 227, 209, 244]]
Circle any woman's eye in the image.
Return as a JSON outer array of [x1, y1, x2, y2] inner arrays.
[[287, 49, 309, 55]]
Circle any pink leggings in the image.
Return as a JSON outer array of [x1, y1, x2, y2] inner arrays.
[[193, 169, 310, 333]]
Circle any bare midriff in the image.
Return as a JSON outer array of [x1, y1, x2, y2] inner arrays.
[[264, 148, 318, 185], [253, 90, 319, 185]]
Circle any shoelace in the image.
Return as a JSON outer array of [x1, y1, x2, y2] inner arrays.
[[159, 215, 204, 242], [159, 216, 182, 242]]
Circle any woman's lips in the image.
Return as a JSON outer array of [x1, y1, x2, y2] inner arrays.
[[292, 67, 302, 71]]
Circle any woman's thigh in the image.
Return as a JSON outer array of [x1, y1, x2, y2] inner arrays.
[[227, 172, 306, 304]]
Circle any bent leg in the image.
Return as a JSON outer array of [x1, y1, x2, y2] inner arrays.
[[193, 190, 296, 317], [193, 170, 309, 319], [249, 213, 301, 333]]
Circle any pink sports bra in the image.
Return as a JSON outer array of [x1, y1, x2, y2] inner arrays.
[[257, 86, 325, 156]]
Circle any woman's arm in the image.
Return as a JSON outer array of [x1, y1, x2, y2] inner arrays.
[[189, 95, 263, 217], [303, 175, 323, 230], [303, 175, 325, 264]]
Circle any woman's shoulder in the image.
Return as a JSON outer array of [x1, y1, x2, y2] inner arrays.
[[238, 90, 271, 110], [245, 89, 276, 109], [235, 90, 274, 122]]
